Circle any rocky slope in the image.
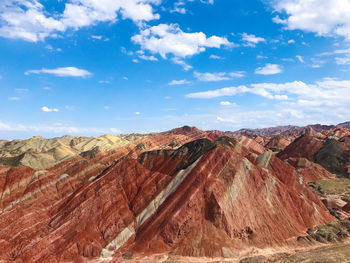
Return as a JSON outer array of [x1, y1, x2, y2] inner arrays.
[[234, 122, 349, 153], [0, 134, 144, 170], [278, 126, 350, 177], [0, 125, 349, 262]]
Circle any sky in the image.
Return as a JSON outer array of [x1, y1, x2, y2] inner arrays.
[[1, 0, 350, 139]]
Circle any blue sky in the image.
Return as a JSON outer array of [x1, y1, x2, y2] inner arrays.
[[1, 0, 350, 139]]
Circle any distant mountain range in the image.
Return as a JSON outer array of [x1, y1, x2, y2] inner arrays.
[[234, 121, 350, 137]]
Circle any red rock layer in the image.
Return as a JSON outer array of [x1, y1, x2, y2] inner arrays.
[[277, 134, 324, 162], [0, 128, 338, 262], [287, 157, 335, 183], [278, 127, 350, 177], [119, 145, 334, 260]]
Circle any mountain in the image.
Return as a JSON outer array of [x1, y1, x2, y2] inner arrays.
[[233, 122, 349, 153], [339, 121, 350, 129], [0, 125, 349, 262], [278, 126, 350, 177]]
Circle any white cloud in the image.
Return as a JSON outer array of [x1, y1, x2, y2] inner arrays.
[[186, 81, 295, 100], [296, 55, 305, 63], [185, 78, 350, 130], [168, 79, 192, 85], [132, 23, 233, 59], [41, 106, 59, 112], [200, 0, 214, 4], [334, 48, 350, 65], [272, 0, 350, 41], [335, 56, 350, 65], [138, 54, 159, 61], [334, 48, 350, 54], [42, 86, 51, 90], [0, 0, 161, 42], [316, 47, 350, 66], [46, 45, 62, 52], [8, 97, 21, 101], [0, 121, 120, 135], [15, 88, 28, 93], [220, 101, 232, 106], [209, 54, 223, 59], [251, 79, 350, 105], [194, 71, 245, 81], [25, 67, 92, 77], [288, 39, 295, 44], [64, 105, 75, 110], [241, 32, 265, 47], [99, 80, 111, 84], [92, 35, 102, 40], [170, 6, 187, 14], [255, 63, 282, 75], [135, 112, 141, 115], [186, 86, 248, 98], [170, 0, 214, 14], [171, 57, 193, 70]]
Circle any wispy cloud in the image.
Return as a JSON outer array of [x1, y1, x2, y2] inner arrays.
[[241, 33, 265, 47], [171, 57, 193, 71], [209, 55, 223, 59], [0, 121, 120, 135], [8, 97, 21, 101], [138, 54, 159, 61], [41, 106, 59, 112], [168, 79, 192, 86], [296, 55, 305, 63], [194, 71, 245, 81], [186, 86, 248, 98], [99, 80, 111, 84], [0, 0, 161, 42], [255, 64, 282, 75], [272, 0, 350, 41], [25, 67, 92, 77], [220, 101, 236, 106], [186, 84, 288, 100], [132, 23, 233, 60]]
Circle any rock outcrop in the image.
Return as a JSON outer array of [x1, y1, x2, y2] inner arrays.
[[278, 127, 350, 177], [0, 126, 340, 262], [2, 125, 350, 262]]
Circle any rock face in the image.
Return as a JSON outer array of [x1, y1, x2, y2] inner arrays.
[[0, 125, 346, 262], [278, 127, 350, 177], [0, 134, 145, 170]]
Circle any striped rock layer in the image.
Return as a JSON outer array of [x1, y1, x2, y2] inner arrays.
[[0, 126, 338, 262]]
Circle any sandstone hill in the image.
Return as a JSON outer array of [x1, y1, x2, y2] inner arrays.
[[0, 125, 350, 262], [0, 134, 144, 170]]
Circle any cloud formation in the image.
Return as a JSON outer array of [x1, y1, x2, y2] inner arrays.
[[194, 71, 245, 81], [255, 63, 282, 75], [25, 67, 92, 77], [0, 0, 161, 42], [132, 23, 233, 59], [186, 86, 248, 98], [241, 33, 265, 47], [168, 79, 192, 85], [0, 121, 119, 135], [41, 106, 59, 112], [273, 0, 350, 41]]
